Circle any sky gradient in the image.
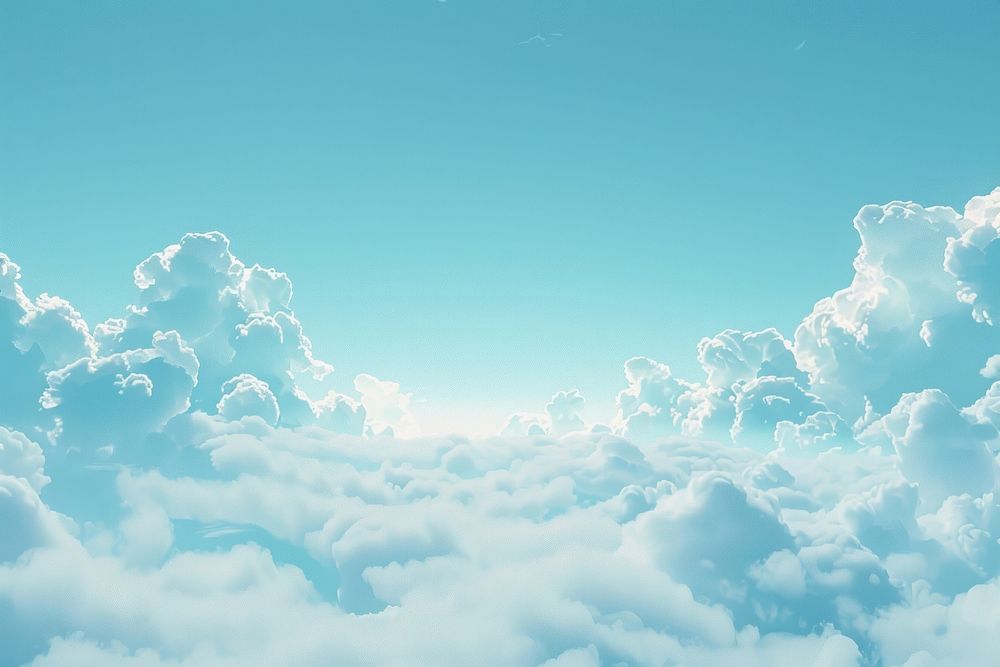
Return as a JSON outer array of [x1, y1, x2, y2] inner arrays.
[[3, 0, 999, 433]]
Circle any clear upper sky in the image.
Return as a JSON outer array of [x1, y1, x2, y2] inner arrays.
[[2, 0, 999, 433]]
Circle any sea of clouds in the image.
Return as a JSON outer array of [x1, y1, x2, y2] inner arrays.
[[2, 186, 1000, 665]]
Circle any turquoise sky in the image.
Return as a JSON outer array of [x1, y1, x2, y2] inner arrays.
[[2, 0, 999, 432]]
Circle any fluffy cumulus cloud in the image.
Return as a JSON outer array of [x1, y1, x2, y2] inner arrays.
[[3, 186, 1000, 666], [216, 374, 280, 425], [354, 373, 419, 438], [503, 389, 588, 437]]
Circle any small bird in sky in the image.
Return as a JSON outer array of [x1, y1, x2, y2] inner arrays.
[[519, 31, 563, 47]]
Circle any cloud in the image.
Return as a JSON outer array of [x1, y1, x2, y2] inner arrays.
[[2, 185, 1000, 664], [793, 196, 1000, 419], [698, 328, 804, 390], [944, 187, 1000, 324], [217, 374, 280, 426], [730, 375, 826, 447], [354, 373, 419, 437], [1, 253, 96, 438], [94, 232, 363, 434], [0, 427, 49, 493], [502, 389, 587, 437], [0, 475, 69, 563], [626, 472, 795, 607], [979, 354, 1000, 378], [42, 330, 199, 456], [870, 576, 1000, 666], [871, 389, 996, 510]]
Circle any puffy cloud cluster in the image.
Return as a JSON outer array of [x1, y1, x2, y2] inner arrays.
[[609, 189, 1000, 459], [216, 374, 280, 426], [93, 233, 368, 432], [503, 389, 587, 437], [611, 329, 822, 448], [354, 373, 419, 437], [2, 186, 1000, 666]]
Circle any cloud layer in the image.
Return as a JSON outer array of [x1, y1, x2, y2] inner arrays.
[[2, 187, 1000, 665]]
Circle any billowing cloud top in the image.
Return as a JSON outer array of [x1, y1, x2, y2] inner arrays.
[[2, 188, 1000, 665]]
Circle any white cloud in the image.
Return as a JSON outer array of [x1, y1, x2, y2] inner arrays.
[[793, 198, 1000, 420], [873, 389, 996, 510], [870, 575, 1000, 666], [217, 374, 280, 425], [41, 330, 198, 455], [502, 389, 587, 437], [3, 186, 1000, 664], [979, 354, 1000, 378], [944, 186, 1000, 324], [354, 373, 419, 437], [0, 474, 71, 563], [0, 426, 49, 492]]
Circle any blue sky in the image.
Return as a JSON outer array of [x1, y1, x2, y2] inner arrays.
[[2, 0, 999, 433]]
